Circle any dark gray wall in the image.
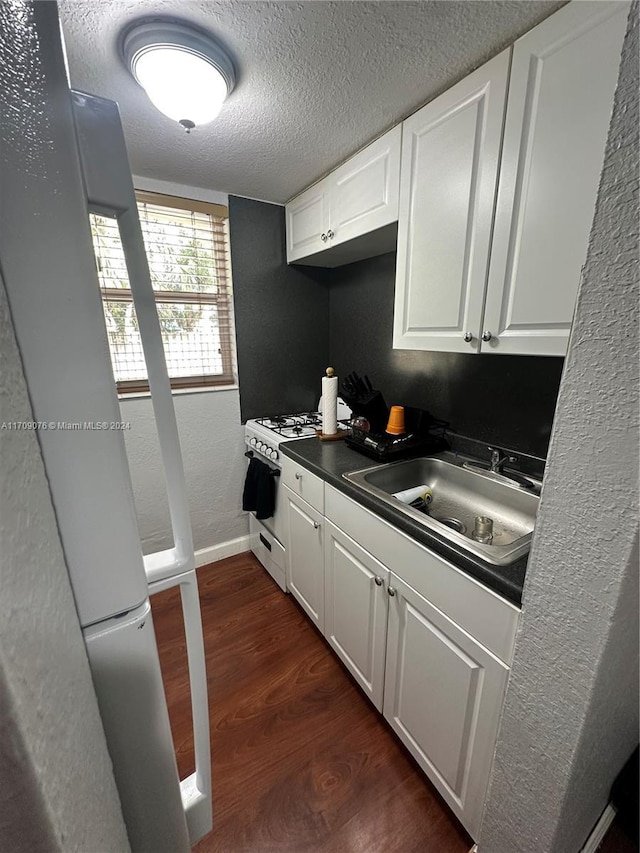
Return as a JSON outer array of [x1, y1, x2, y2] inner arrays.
[[328, 252, 564, 459], [229, 196, 329, 420], [229, 197, 563, 458]]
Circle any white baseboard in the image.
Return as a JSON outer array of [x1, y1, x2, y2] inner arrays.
[[581, 804, 616, 853], [194, 535, 252, 568]]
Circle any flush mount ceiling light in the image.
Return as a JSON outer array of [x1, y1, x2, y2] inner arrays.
[[120, 20, 236, 132]]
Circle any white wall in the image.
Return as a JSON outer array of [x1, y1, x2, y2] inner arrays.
[[120, 390, 248, 556], [0, 272, 130, 852], [120, 177, 250, 559], [479, 4, 639, 851]]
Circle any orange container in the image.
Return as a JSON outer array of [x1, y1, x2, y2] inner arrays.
[[385, 405, 405, 435]]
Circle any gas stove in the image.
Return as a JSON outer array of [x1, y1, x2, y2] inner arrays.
[[244, 405, 351, 592], [245, 408, 351, 465]]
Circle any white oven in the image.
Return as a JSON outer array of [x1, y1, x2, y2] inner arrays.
[[244, 408, 350, 591]]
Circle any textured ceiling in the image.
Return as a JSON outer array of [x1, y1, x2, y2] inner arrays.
[[59, 1, 565, 204]]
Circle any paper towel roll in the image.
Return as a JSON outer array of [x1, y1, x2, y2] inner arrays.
[[322, 368, 338, 435], [392, 485, 433, 505]]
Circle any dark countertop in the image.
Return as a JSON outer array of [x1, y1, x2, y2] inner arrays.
[[280, 438, 527, 606]]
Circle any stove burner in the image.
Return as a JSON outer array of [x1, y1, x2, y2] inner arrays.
[[251, 411, 350, 442], [257, 416, 296, 429]]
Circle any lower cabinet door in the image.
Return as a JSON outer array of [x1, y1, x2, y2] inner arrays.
[[383, 573, 509, 839], [324, 521, 389, 711], [283, 485, 325, 631]]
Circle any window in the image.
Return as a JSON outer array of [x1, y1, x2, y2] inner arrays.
[[91, 191, 235, 393]]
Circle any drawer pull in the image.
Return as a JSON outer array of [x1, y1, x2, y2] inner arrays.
[[388, 586, 396, 597], [374, 576, 383, 586], [313, 522, 320, 530], [295, 473, 302, 480], [259, 533, 272, 552]]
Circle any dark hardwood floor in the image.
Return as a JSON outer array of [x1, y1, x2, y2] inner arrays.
[[599, 819, 638, 853], [151, 553, 472, 853]]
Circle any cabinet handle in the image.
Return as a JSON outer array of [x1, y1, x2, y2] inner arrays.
[[321, 232, 328, 242], [374, 576, 383, 586], [313, 521, 320, 530], [326, 229, 334, 240], [295, 473, 302, 480], [463, 332, 473, 342], [387, 586, 396, 597], [482, 331, 492, 342]]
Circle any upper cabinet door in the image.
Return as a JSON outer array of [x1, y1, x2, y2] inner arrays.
[[483, 2, 628, 356], [286, 183, 330, 263], [285, 126, 401, 267], [330, 125, 401, 247], [393, 50, 510, 353]]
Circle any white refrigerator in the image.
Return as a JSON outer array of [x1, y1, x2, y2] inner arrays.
[[0, 3, 211, 851]]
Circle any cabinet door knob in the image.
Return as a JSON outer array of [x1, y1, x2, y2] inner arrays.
[[388, 586, 396, 597], [321, 232, 328, 242], [326, 229, 334, 240], [313, 521, 320, 530], [482, 330, 492, 342], [295, 473, 302, 480], [463, 332, 473, 342], [374, 576, 383, 586]]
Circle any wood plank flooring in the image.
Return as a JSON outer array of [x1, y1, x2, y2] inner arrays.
[[150, 553, 472, 853]]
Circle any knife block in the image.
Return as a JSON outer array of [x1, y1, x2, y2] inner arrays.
[[340, 390, 388, 434]]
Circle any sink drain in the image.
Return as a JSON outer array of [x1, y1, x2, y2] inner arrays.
[[433, 515, 467, 535]]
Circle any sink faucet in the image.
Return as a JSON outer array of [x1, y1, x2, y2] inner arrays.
[[489, 447, 517, 473]]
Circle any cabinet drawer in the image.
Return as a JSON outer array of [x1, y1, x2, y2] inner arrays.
[[281, 457, 324, 513], [325, 484, 519, 664]]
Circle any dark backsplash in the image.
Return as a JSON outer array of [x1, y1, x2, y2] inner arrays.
[[229, 198, 563, 458], [328, 252, 564, 459], [229, 196, 329, 420]]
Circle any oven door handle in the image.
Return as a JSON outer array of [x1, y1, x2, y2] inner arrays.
[[259, 533, 272, 552], [245, 450, 281, 476]]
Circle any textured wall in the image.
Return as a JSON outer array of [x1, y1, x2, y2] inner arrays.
[[0, 270, 130, 851], [480, 4, 639, 851], [58, 0, 564, 203], [121, 389, 248, 554], [328, 252, 564, 458], [229, 196, 330, 421]]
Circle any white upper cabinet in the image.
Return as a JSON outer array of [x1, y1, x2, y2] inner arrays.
[[483, 1, 628, 356], [393, 1, 628, 356], [393, 51, 510, 353], [285, 184, 330, 264], [286, 125, 401, 267]]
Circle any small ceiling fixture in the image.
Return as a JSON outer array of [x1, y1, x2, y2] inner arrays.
[[120, 19, 236, 132]]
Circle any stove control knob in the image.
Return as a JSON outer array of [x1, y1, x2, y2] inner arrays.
[[271, 449, 279, 461]]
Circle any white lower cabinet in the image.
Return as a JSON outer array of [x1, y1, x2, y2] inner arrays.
[[383, 572, 509, 839], [323, 520, 390, 711], [284, 472, 517, 839], [283, 485, 325, 632]]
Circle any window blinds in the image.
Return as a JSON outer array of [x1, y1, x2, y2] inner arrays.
[[91, 192, 235, 392]]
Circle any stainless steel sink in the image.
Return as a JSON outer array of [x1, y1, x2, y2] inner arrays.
[[342, 455, 539, 566]]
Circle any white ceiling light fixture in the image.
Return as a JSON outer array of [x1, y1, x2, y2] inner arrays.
[[120, 20, 236, 133]]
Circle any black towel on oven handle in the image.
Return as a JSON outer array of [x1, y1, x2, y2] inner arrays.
[[242, 457, 276, 519]]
